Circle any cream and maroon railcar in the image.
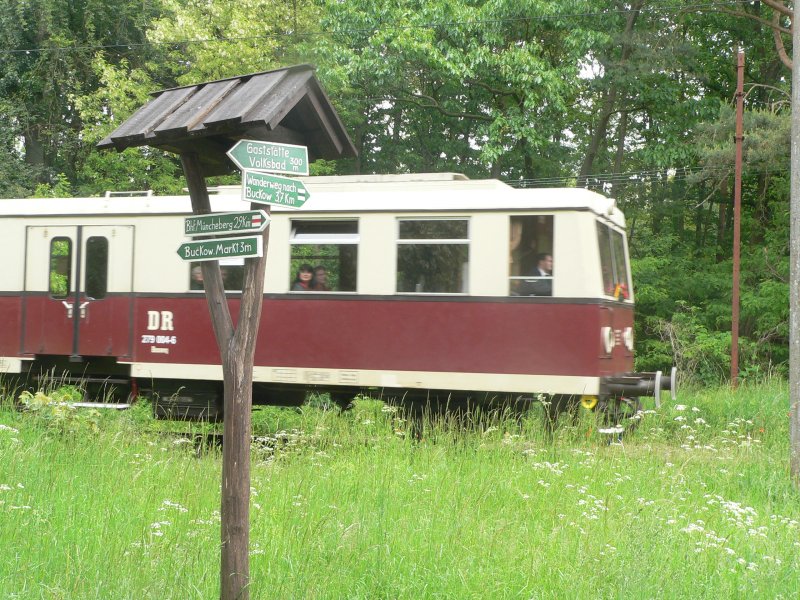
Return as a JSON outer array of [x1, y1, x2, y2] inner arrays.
[[0, 173, 674, 418]]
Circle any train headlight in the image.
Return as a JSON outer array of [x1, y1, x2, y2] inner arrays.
[[623, 327, 634, 352], [601, 326, 615, 354]]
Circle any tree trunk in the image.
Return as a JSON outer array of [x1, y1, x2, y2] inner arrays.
[[716, 179, 729, 263], [613, 111, 628, 173], [789, 0, 799, 485], [24, 127, 45, 170], [578, 1, 644, 183]]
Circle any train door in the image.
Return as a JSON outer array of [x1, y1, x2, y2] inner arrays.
[[22, 225, 134, 359]]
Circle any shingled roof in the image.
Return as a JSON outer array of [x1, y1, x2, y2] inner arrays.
[[97, 64, 357, 176]]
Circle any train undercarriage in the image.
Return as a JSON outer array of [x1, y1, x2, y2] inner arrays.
[[4, 355, 677, 436]]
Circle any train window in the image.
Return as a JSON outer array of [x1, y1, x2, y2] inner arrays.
[[597, 222, 631, 299], [289, 220, 358, 292], [85, 236, 109, 300], [48, 237, 72, 299], [189, 261, 244, 291], [397, 218, 469, 294], [509, 215, 553, 296]]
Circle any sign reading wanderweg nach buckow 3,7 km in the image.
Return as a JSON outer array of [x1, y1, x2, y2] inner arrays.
[[227, 139, 309, 176], [241, 170, 309, 208]]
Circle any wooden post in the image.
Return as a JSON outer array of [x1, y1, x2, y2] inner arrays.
[[181, 152, 270, 600], [731, 51, 744, 388], [790, 8, 800, 486]]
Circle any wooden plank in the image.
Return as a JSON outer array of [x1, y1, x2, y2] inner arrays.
[[202, 71, 287, 130], [106, 87, 196, 145], [153, 79, 240, 137], [244, 70, 313, 129], [306, 92, 344, 155]]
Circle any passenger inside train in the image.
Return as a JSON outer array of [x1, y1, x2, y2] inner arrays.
[[509, 215, 553, 296]]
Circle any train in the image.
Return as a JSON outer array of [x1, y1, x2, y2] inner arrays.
[[0, 172, 675, 426]]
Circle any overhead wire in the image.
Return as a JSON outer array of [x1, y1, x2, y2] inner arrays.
[[506, 163, 790, 188], [0, 1, 747, 56]]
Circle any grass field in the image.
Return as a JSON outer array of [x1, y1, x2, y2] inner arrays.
[[0, 381, 798, 599]]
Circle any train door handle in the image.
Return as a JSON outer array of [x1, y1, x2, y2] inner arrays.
[[79, 301, 89, 319], [61, 301, 73, 319]]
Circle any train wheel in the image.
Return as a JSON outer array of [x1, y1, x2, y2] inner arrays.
[[597, 396, 642, 436], [330, 391, 355, 412]]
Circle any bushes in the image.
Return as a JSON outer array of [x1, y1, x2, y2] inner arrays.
[[17, 387, 102, 435]]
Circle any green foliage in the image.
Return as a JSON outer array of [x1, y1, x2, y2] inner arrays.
[[658, 303, 732, 385], [32, 172, 72, 198], [309, 0, 596, 178], [17, 387, 101, 435], [147, 0, 320, 84], [0, 0, 169, 192]]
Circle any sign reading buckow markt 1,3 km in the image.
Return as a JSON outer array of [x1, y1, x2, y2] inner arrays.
[[177, 235, 263, 261], [227, 139, 309, 176]]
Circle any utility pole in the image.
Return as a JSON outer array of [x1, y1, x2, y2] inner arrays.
[[732, 51, 744, 388], [791, 12, 800, 485]]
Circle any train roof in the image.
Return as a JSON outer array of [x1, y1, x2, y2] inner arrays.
[[0, 173, 624, 225]]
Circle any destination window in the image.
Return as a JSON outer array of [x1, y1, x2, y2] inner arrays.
[[509, 215, 553, 296], [397, 218, 469, 294], [598, 222, 631, 300], [49, 237, 72, 299], [289, 220, 359, 292]]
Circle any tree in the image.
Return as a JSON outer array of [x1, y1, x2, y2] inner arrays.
[[309, 0, 603, 179], [147, 0, 320, 84], [0, 0, 167, 194]]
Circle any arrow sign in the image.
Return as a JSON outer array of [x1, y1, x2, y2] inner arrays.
[[184, 210, 270, 237], [241, 170, 310, 208], [227, 139, 309, 176], [177, 235, 263, 262]]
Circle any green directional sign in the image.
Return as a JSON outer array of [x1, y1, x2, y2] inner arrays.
[[184, 210, 270, 237], [227, 139, 309, 176], [177, 235, 263, 262], [241, 170, 310, 208]]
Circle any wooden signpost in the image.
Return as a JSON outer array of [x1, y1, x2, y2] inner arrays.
[[98, 66, 357, 600], [175, 140, 309, 600]]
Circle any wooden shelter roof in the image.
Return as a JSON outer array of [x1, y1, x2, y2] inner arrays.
[[97, 64, 357, 176]]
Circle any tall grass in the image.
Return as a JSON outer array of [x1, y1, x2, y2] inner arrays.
[[0, 382, 798, 599]]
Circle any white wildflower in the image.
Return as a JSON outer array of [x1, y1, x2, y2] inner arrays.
[[159, 499, 188, 513], [598, 426, 624, 434]]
